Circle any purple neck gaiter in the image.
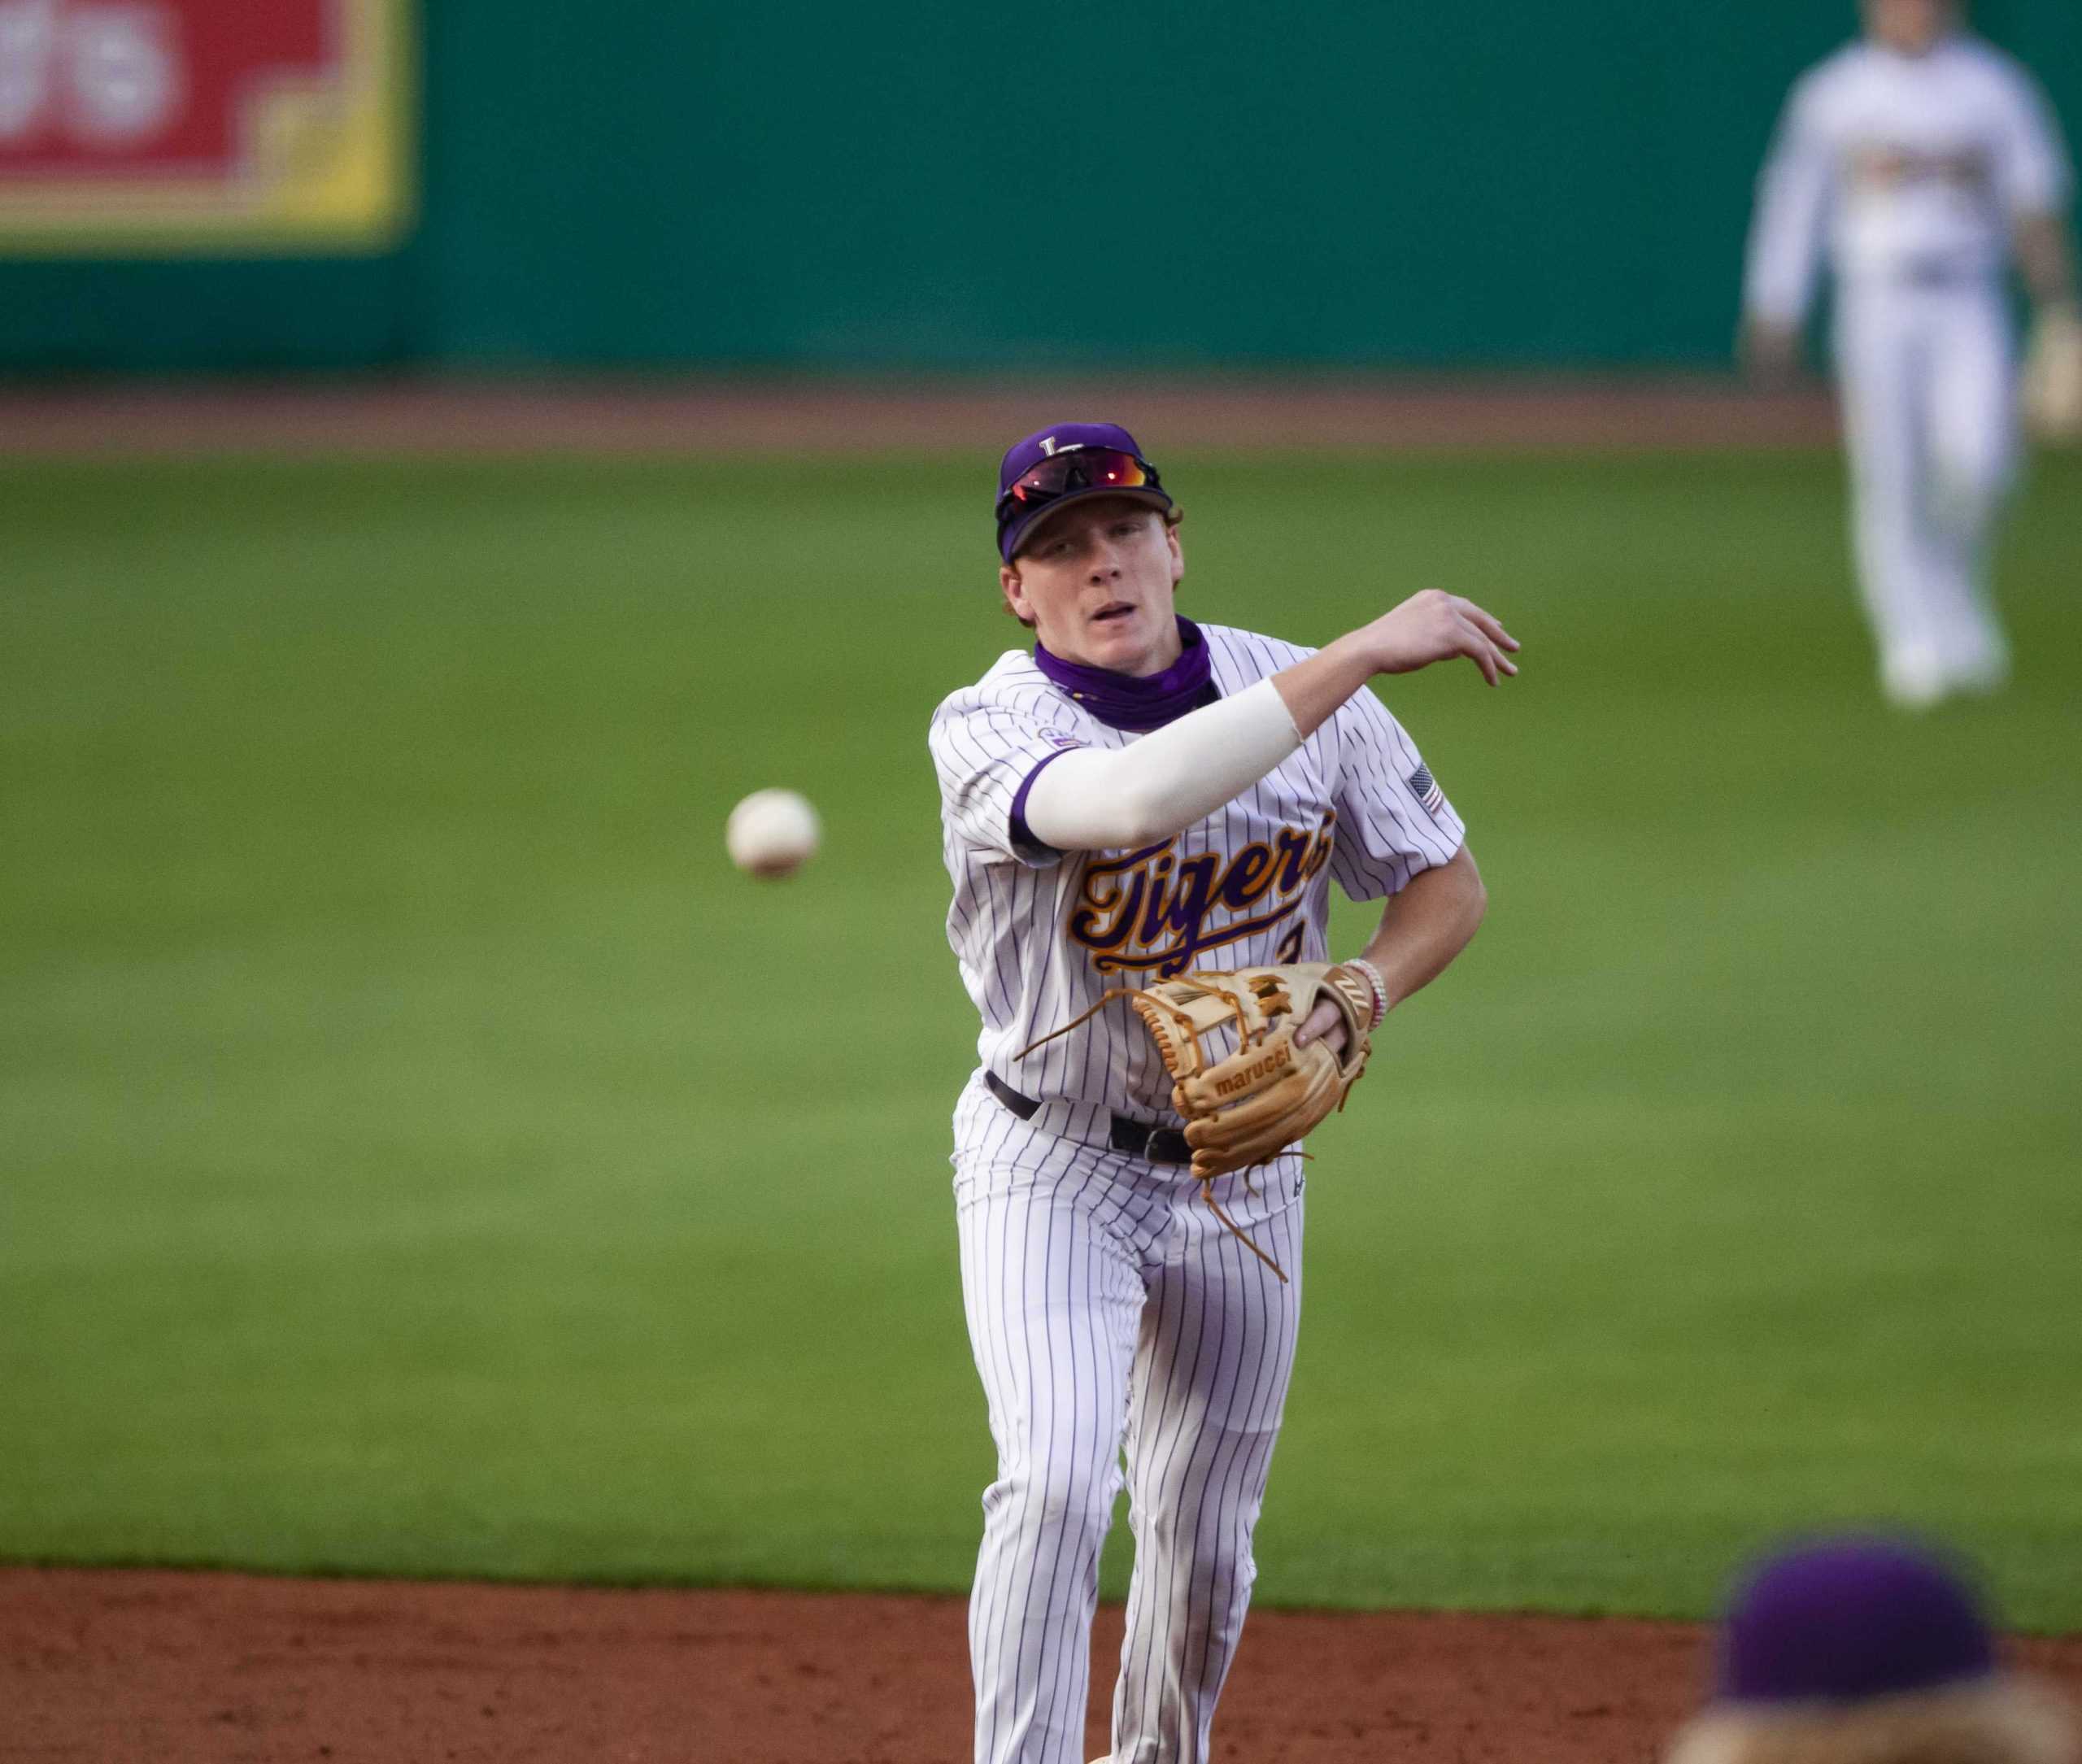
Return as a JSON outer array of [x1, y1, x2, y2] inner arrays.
[[1034, 617, 1215, 731]]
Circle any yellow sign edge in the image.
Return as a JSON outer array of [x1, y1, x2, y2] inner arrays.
[[0, 0, 417, 257]]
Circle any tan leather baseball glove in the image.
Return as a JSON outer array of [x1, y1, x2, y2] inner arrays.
[[1017, 962, 1377, 1281], [1128, 964, 1376, 1183], [2022, 303, 2082, 442]]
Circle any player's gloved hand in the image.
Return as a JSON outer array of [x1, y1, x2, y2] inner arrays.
[[2023, 301, 2082, 442], [1292, 997, 1352, 1055], [1019, 965, 1387, 1280], [1128, 964, 1377, 1183]]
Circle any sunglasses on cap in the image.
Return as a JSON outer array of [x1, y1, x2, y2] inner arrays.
[[995, 448, 1164, 520]]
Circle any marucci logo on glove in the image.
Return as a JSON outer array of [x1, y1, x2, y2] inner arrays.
[[1213, 1040, 1291, 1097]]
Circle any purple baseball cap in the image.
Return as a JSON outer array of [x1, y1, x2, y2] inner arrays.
[[995, 422, 1172, 563], [1715, 1537, 1997, 1706]]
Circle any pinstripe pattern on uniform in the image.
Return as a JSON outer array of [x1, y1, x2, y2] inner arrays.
[[934, 621, 1461, 1764], [953, 1076, 1304, 1764], [930, 625, 1464, 1124], [1108, 1182, 1300, 1764]]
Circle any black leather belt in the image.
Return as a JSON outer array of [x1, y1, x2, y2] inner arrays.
[[1897, 259, 1983, 288], [985, 1071, 1191, 1165]]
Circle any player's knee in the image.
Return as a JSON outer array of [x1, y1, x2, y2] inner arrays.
[[1932, 458, 2010, 536], [1129, 1481, 1265, 1563], [990, 1447, 1117, 1546]]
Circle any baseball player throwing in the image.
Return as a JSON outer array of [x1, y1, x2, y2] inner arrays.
[[928, 423, 1518, 1764], [1741, 0, 2080, 709]]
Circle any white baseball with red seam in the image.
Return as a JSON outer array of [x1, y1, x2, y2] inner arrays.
[[725, 788, 820, 878]]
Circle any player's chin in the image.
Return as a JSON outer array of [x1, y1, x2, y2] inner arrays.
[[1085, 608, 1152, 664]]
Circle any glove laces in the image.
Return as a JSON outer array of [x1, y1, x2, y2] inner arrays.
[[1017, 986, 1293, 1283]]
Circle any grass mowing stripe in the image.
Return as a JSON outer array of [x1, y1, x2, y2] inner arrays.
[[3, 451, 2077, 1626]]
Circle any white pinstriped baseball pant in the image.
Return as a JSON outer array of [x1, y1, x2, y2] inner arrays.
[[952, 1074, 1305, 1764], [1834, 277, 2018, 696]]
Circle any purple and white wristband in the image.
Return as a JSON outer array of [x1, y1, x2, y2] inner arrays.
[[1344, 957, 1390, 1030]]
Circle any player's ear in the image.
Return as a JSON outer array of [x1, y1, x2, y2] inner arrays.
[[1000, 563, 1036, 627], [1163, 508, 1185, 584]]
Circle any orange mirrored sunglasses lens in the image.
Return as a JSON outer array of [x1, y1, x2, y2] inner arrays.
[[1008, 449, 1151, 504]]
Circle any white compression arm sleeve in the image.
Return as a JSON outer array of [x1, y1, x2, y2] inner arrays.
[[1021, 677, 1303, 852]]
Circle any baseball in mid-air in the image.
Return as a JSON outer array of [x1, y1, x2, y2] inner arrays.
[[725, 787, 821, 878]]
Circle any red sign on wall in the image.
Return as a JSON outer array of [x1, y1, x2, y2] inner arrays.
[[0, 0, 412, 253]]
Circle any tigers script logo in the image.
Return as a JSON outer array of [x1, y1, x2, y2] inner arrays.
[[1068, 816, 1335, 978]]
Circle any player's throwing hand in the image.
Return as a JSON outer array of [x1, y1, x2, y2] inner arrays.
[[1267, 588, 1520, 742], [1353, 588, 1521, 684]]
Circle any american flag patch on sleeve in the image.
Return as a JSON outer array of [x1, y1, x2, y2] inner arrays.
[[1408, 764, 1445, 817]]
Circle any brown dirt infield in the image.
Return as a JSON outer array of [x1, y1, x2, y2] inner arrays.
[[4, 1569, 2079, 1764]]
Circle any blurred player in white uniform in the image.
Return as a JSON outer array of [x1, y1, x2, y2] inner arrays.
[[928, 423, 1518, 1764], [1741, 0, 2080, 708]]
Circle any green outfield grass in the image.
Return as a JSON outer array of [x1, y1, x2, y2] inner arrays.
[[3, 449, 2079, 1629]]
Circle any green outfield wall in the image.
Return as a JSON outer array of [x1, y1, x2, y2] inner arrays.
[[2, 2, 2077, 372]]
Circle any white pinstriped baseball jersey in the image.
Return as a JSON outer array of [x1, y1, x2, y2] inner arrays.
[[1746, 33, 2072, 323], [928, 620, 1465, 1127]]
